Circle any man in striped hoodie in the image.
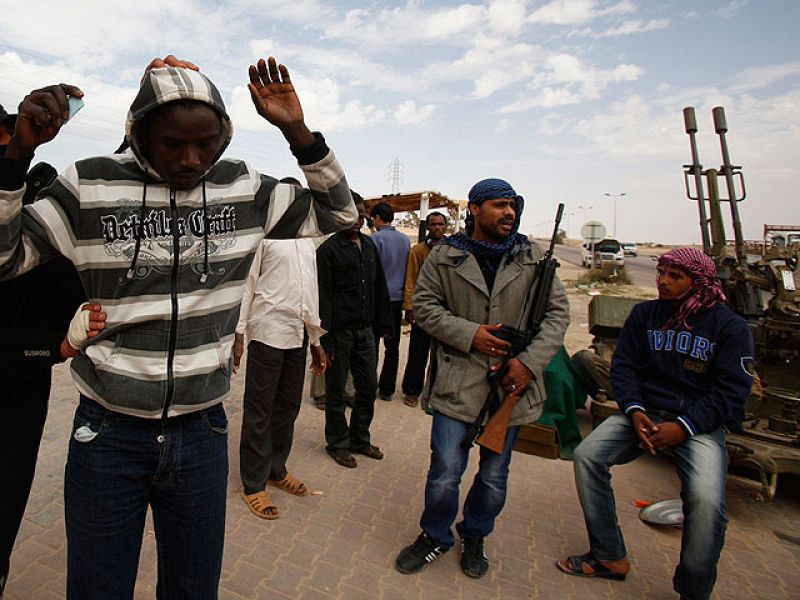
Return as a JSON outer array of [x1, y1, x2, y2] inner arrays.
[[0, 57, 356, 599]]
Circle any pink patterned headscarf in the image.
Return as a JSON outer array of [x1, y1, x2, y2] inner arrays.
[[657, 247, 726, 330]]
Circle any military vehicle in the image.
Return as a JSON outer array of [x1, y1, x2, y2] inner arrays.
[[681, 105, 799, 499]]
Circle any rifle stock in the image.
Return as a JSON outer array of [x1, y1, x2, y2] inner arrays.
[[476, 392, 521, 453]]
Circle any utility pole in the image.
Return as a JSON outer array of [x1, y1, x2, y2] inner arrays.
[[604, 192, 626, 238], [389, 158, 403, 194]]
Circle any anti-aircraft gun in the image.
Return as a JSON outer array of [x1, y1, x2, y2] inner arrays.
[[683, 106, 800, 499]]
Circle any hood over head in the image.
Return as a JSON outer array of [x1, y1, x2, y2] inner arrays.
[[125, 67, 233, 180]]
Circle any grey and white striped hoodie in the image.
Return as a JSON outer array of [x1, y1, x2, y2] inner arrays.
[[0, 67, 356, 418]]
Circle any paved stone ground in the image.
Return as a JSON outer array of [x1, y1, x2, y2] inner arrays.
[[6, 264, 800, 599]]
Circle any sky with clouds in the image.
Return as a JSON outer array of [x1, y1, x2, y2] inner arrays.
[[0, 0, 797, 243]]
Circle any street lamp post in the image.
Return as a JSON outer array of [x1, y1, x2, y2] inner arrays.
[[565, 212, 575, 239], [577, 204, 593, 225], [604, 192, 626, 238]]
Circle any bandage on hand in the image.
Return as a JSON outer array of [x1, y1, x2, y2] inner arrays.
[[65, 303, 107, 354]]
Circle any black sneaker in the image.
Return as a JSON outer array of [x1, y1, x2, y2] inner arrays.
[[460, 537, 488, 578], [395, 532, 449, 574]]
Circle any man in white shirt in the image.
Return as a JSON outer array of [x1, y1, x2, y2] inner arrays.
[[234, 236, 327, 519]]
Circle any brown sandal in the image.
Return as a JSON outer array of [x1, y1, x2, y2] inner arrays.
[[241, 491, 279, 520], [268, 473, 309, 496], [403, 395, 419, 407]]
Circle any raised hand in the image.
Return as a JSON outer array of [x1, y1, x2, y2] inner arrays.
[[247, 57, 314, 149], [141, 55, 200, 83], [6, 84, 83, 159]]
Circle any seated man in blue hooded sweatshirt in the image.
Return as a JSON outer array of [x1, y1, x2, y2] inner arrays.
[[557, 248, 754, 600], [0, 56, 356, 599]]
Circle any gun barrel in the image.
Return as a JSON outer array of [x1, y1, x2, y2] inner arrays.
[[547, 203, 565, 256], [683, 106, 711, 254], [713, 106, 728, 133], [683, 107, 697, 133]]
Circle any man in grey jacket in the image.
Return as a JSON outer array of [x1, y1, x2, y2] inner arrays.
[[395, 178, 569, 579]]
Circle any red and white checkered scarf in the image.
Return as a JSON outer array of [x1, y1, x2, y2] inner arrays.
[[657, 248, 726, 330]]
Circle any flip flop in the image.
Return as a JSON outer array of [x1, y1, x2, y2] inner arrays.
[[241, 490, 279, 520], [268, 473, 309, 496], [556, 554, 626, 581]]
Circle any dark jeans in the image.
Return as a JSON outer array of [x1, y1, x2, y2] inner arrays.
[[401, 322, 430, 397], [64, 397, 228, 600], [240, 339, 307, 494], [420, 411, 520, 548], [378, 301, 403, 396], [325, 327, 377, 451], [0, 368, 50, 596], [574, 412, 728, 600]]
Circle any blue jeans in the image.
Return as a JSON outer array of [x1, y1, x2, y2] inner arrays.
[[420, 411, 520, 548], [64, 397, 228, 600], [573, 412, 728, 600]]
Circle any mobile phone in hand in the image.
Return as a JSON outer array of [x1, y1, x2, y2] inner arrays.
[[67, 96, 84, 121]]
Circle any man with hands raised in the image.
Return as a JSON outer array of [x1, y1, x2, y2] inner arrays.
[[0, 55, 355, 598]]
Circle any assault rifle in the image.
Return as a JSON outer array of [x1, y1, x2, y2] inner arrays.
[[461, 203, 564, 454]]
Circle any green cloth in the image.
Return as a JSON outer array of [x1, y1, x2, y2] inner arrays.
[[536, 346, 586, 459]]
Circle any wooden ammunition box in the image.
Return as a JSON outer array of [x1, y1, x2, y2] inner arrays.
[[513, 423, 560, 459]]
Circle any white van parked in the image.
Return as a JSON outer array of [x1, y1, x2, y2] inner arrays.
[[582, 239, 625, 268]]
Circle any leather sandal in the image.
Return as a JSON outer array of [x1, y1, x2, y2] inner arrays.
[[556, 553, 626, 581], [268, 473, 309, 496], [241, 490, 279, 520]]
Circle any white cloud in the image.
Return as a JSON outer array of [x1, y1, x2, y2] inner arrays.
[[394, 100, 437, 125], [423, 34, 542, 99], [499, 53, 644, 112], [528, 0, 635, 25], [228, 76, 385, 133], [488, 0, 530, 35], [731, 62, 800, 93], [596, 18, 669, 37], [494, 118, 511, 132], [249, 39, 421, 94], [323, 2, 487, 47]]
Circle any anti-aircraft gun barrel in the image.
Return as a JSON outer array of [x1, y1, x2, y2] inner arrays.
[[683, 107, 711, 254], [713, 106, 748, 267]]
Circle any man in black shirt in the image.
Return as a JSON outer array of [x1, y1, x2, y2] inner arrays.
[[317, 195, 392, 468], [0, 99, 88, 597]]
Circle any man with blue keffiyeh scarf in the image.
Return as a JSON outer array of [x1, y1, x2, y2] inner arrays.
[[395, 178, 570, 580]]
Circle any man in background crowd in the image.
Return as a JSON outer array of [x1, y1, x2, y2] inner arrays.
[[234, 185, 328, 518], [0, 99, 90, 597], [317, 196, 392, 468], [400, 211, 447, 408], [369, 202, 410, 401]]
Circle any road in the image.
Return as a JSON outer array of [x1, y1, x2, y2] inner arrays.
[[551, 243, 657, 288]]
